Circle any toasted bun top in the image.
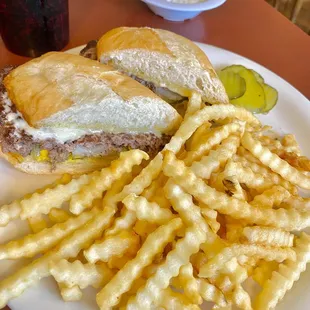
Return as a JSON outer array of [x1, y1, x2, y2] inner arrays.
[[4, 52, 181, 135], [97, 27, 229, 105]]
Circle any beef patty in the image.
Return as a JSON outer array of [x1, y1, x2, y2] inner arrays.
[[0, 67, 170, 164]]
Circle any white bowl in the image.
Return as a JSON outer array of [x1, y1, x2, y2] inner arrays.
[[142, 0, 226, 22]]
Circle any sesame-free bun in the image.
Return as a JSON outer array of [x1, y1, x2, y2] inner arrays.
[[0, 147, 117, 175], [1, 52, 182, 175], [4, 52, 181, 135], [97, 27, 229, 105]]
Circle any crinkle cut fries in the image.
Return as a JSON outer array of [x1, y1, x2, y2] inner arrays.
[[1, 96, 310, 310]]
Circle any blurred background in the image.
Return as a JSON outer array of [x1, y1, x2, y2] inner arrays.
[[266, 0, 310, 34]]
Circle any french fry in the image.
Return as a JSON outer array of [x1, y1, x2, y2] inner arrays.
[[178, 263, 202, 304], [230, 285, 252, 310], [282, 134, 301, 155], [104, 208, 136, 237], [126, 224, 206, 309], [234, 154, 297, 194], [191, 135, 241, 180], [84, 231, 140, 263], [163, 151, 310, 230], [256, 135, 283, 156], [70, 150, 148, 214], [122, 194, 174, 225], [253, 233, 310, 310], [48, 208, 71, 224], [274, 149, 310, 171], [0, 206, 115, 308], [200, 206, 220, 233], [225, 216, 244, 243], [191, 252, 209, 273], [196, 278, 227, 307], [184, 122, 244, 166], [242, 226, 294, 247], [107, 256, 132, 270], [237, 146, 262, 165], [102, 171, 135, 207], [0, 208, 99, 260], [133, 220, 158, 243], [241, 132, 310, 190], [117, 278, 147, 308], [27, 215, 48, 233], [58, 283, 83, 302], [212, 306, 232, 310], [49, 259, 114, 289], [222, 176, 248, 201], [165, 104, 259, 154], [141, 177, 160, 200], [0, 201, 22, 227], [187, 122, 211, 151], [164, 179, 207, 232], [223, 160, 274, 192], [19, 171, 99, 219], [113, 153, 163, 203], [280, 196, 310, 211], [164, 179, 226, 258], [238, 255, 260, 274], [96, 217, 182, 309], [250, 186, 291, 209], [184, 92, 202, 119], [211, 274, 233, 293], [199, 244, 296, 278], [156, 287, 200, 310], [0, 174, 73, 226], [252, 260, 279, 286], [222, 257, 248, 285], [142, 263, 160, 279], [141, 173, 170, 208], [151, 189, 171, 209]]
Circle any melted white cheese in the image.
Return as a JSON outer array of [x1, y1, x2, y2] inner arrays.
[[1, 93, 102, 143]]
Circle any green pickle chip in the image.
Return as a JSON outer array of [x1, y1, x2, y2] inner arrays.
[[219, 64, 278, 113], [217, 70, 246, 100]]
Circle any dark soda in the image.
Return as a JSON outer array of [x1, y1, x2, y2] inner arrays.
[[0, 0, 69, 57]]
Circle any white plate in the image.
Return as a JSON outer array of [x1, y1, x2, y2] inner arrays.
[[1, 43, 310, 310]]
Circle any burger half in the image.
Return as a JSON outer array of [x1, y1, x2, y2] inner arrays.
[[0, 52, 181, 174], [81, 27, 229, 106]]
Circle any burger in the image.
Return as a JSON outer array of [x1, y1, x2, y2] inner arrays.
[[80, 27, 229, 106], [0, 52, 181, 174]]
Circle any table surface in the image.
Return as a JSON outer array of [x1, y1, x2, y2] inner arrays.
[[2, 0, 310, 309]]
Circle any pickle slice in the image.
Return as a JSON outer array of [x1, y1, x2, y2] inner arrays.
[[228, 69, 266, 113], [250, 69, 264, 84], [262, 84, 278, 113], [221, 64, 279, 114], [223, 65, 265, 84], [218, 70, 246, 99]]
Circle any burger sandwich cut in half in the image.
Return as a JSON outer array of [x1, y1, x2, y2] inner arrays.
[[0, 52, 182, 174], [81, 27, 229, 107]]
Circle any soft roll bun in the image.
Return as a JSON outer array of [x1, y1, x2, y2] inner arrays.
[[4, 52, 181, 134], [0, 52, 181, 175], [97, 27, 229, 105]]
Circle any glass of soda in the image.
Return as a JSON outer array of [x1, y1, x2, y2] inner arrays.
[[0, 0, 69, 57]]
